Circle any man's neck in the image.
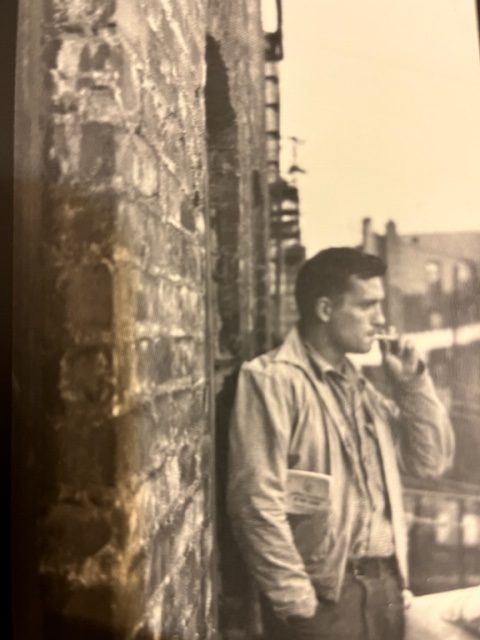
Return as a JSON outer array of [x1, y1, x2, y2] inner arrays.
[[300, 323, 346, 371]]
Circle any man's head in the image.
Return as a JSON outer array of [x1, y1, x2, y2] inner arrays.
[[295, 247, 387, 355]]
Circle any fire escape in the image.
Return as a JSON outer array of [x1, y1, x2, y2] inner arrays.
[[264, 0, 306, 342]]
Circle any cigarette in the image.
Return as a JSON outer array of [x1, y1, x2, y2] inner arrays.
[[375, 334, 398, 342], [375, 325, 399, 341]]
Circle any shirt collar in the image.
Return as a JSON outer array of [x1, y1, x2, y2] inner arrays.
[[303, 339, 366, 390]]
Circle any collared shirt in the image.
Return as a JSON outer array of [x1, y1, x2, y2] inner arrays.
[[304, 342, 395, 558]]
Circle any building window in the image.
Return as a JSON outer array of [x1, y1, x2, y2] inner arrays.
[[425, 261, 443, 327], [455, 260, 474, 290], [454, 260, 478, 324], [425, 261, 441, 292]]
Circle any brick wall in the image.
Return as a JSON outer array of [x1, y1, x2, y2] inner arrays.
[[205, 4, 269, 637], [13, 0, 269, 639]]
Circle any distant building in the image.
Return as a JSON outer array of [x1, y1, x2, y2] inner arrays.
[[362, 218, 480, 334], [360, 219, 480, 595], [361, 218, 480, 484]]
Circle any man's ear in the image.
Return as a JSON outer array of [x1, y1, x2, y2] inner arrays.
[[314, 297, 333, 323]]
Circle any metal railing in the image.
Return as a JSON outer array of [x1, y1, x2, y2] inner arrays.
[[403, 479, 480, 594]]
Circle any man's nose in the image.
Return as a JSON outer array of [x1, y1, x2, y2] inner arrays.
[[373, 305, 386, 327]]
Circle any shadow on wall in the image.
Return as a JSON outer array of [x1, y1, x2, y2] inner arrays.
[[206, 32, 267, 639], [214, 366, 256, 636]]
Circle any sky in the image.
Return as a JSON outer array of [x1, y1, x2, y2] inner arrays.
[[265, 0, 480, 256]]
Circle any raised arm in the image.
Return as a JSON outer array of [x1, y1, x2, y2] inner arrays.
[[372, 339, 454, 477]]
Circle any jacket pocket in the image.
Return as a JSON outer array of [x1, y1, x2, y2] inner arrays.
[[288, 502, 333, 561]]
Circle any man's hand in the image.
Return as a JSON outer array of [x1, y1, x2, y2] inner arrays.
[[286, 605, 323, 640], [402, 589, 414, 610], [381, 337, 423, 384]]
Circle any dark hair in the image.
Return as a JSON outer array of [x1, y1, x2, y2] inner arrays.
[[294, 247, 386, 322]]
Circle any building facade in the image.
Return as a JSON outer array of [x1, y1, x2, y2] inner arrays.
[[12, 1, 272, 638], [362, 218, 480, 483], [361, 219, 480, 595]]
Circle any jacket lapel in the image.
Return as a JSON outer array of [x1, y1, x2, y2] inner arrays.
[[274, 328, 364, 480]]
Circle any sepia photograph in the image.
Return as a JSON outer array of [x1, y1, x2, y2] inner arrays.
[[10, 0, 480, 638]]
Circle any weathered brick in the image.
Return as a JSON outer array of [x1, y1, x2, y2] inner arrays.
[[142, 89, 170, 148], [83, 87, 120, 124], [179, 444, 198, 487], [161, 168, 183, 224], [127, 480, 165, 546], [177, 285, 201, 331], [62, 585, 114, 629], [152, 336, 174, 384], [145, 21, 177, 90], [163, 456, 181, 504], [66, 263, 113, 334], [145, 216, 168, 271], [136, 339, 155, 390], [154, 278, 181, 327], [135, 278, 156, 322], [157, 543, 202, 638], [148, 524, 174, 598], [172, 337, 195, 378], [69, 190, 117, 252], [57, 418, 116, 487], [160, 582, 177, 638], [116, 398, 172, 479], [60, 347, 113, 406], [114, 340, 137, 406], [42, 504, 112, 565], [117, 200, 148, 264], [192, 340, 207, 382], [117, 135, 159, 197], [117, 50, 142, 113], [93, 43, 111, 70], [80, 122, 115, 181], [180, 194, 196, 231], [170, 389, 193, 439], [191, 386, 207, 424], [181, 238, 201, 283], [49, 0, 115, 29], [50, 122, 75, 177], [113, 549, 150, 631]]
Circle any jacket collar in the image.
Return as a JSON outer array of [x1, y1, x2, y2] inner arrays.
[[273, 325, 312, 368], [273, 325, 365, 388]]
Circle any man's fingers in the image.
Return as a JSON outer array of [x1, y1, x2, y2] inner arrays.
[[383, 337, 421, 381], [401, 340, 416, 362]]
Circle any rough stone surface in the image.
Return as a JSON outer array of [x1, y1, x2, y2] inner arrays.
[[14, 0, 269, 638]]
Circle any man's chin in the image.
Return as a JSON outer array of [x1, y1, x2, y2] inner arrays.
[[342, 339, 374, 355], [354, 341, 374, 354]]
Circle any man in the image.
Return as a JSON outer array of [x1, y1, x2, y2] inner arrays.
[[227, 247, 454, 640]]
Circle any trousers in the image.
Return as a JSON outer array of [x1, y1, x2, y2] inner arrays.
[[260, 557, 405, 640]]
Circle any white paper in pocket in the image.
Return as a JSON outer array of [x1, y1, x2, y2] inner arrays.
[[286, 469, 332, 515]]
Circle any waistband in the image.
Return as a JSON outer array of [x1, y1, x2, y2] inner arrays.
[[346, 556, 398, 578]]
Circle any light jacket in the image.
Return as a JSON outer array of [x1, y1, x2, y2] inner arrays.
[[227, 327, 454, 620]]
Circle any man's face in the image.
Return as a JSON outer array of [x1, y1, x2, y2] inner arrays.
[[326, 275, 386, 354]]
